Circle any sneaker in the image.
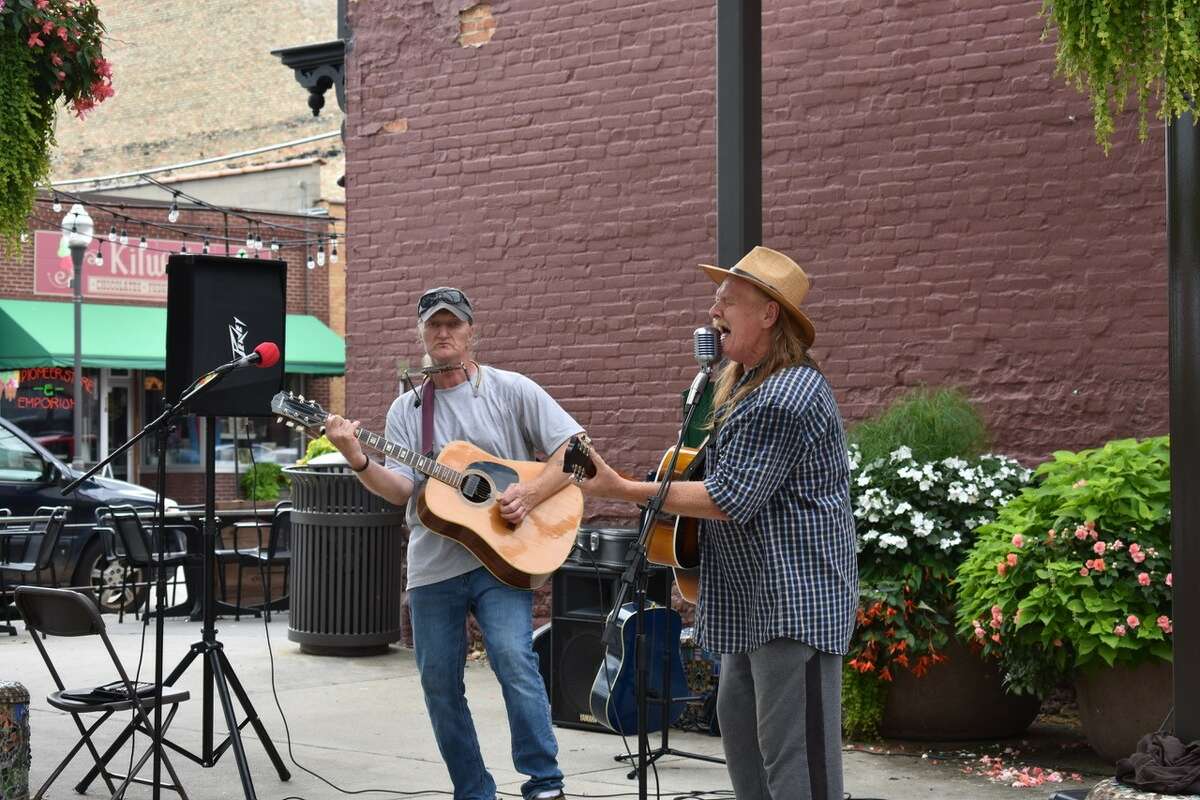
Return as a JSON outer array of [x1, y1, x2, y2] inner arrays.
[[533, 791, 565, 800]]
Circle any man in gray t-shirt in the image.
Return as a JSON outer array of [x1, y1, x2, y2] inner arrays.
[[326, 287, 578, 800]]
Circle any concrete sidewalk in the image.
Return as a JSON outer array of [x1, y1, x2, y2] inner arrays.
[[0, 614, 1105, 800]]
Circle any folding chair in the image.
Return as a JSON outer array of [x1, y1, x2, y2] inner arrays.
[[216, 501, 292, 621], [96, 505, 190, 622], [14, 585, 191, 799], [1, 505, 69, 586]]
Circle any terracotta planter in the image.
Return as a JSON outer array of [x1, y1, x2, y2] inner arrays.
[[879, 637, 1041, 740], [1074, 658, 1172, 763]]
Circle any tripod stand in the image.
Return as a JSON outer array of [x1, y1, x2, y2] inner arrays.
[[65, 378, 289, 799], [601, 366, 724, 800]]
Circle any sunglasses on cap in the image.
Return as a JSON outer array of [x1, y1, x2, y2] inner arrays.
[[417, 288, 472, 315]]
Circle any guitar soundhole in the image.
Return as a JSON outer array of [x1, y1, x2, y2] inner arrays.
[[460, 473, 493, 504]]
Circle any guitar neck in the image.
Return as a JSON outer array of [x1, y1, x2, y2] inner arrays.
[[352, 427, 463, 487]]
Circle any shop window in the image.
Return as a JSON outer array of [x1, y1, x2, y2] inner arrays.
[[213, 377, 305, 471], [140, 372, 203, 468], [0, 425, 50, 481], [0, 367, 100, 464]]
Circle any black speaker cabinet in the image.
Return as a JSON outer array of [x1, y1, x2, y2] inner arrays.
[[165, 254, 285, 417], [548, 564, 672, 732]]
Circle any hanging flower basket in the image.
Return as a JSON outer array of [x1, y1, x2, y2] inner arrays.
[[0, 0, 113, 251]]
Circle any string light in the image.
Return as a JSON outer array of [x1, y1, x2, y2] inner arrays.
[[306, 250, 315, 270], [118, 226, 128, 245], [316, 247, 326, 267], [94, 239, 104, 267], [202, 237, 210, 255], [330, 232, 339, 264], [270, 238, 279, 252], [52, 193, 62, 213], [108, 224, 117, 242], [237, 248, 247, 258], [180, 241, 188, 254], [19, 231, 28, 243], [167, 192, 180, 223], [139, 233, 147, 249]]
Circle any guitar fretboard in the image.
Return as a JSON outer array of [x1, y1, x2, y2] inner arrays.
[[354, 428, 464, 487]]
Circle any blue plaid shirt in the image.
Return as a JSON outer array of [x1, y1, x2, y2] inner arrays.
[[697, 364, 858, 656]]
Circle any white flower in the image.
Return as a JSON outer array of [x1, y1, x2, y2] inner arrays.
[[856, 474, 871, 487], [910, 511, 935, 538], [890, 445, 913, 463], [893, 501, 913, 515], [878, 533, 909, 550]]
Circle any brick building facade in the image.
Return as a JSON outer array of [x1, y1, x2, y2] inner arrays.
[[342, 0, 1166, 507]]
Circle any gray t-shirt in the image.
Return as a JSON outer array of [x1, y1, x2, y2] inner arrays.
[[384, 365, 583, 589]]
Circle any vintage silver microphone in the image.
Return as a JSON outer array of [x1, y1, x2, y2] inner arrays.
[[686, 325, 722, 407]]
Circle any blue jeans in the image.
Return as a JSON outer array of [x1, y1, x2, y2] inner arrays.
[[409, 567, 563, 800]]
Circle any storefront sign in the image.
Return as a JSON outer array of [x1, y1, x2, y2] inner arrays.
[[33, 230, 232, 302], [5, 367, 96, 411]]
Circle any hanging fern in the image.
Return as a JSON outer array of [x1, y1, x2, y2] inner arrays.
[[1041, 0, 1200, 153], [0, 27, 55, 253]]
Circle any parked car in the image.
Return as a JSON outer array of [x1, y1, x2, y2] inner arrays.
[[0, 415, 178, 613]]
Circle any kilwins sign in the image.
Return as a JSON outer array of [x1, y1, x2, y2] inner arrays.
[[33, 230, 232, 302]]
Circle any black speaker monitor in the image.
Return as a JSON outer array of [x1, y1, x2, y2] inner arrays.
[[165, 254, 286, 417]]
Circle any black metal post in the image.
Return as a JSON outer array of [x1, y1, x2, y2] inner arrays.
[[716, 0, 761, 267], [1167, 114, 1200, 742]]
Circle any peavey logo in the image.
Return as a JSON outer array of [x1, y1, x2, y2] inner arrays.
[[229, 317, 248, 360]]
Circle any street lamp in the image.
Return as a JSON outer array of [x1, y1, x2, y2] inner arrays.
[[62, 203, 93, 470]]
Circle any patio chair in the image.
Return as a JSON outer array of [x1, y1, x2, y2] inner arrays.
[[215, 501, 291, 621], [95, 505, 190, 622], [14, 585, 190, 800]]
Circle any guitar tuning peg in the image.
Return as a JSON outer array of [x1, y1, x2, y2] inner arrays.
[[288, 390, 294, 398], [298, 394, 305, 402], [285, 421, 294, 428], [276, 416, 283, 424], [320, 426, 327, 435]]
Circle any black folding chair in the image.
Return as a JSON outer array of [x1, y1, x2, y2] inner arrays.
[[216, 502, 292, 621], [14, 585, 190, 799], [95, 505, 190, 622], [1, 505, 69, 586]]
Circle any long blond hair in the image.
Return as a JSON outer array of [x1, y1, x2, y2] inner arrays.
[[709, 303, 818, 429]]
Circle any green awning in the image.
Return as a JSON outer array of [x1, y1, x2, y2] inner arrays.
[[0, 298, 344, 375]]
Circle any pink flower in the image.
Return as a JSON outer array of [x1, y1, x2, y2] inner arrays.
[[1085, 560, 1095, 570], [42, 19, 54, 34], [1157, 616, 1173, 634], [1079, 567, 1090, 576], [27, 32, 44, 47], [1127, 614, 1140, 628], [1074, 526, 1088, 540], [990, 633, 1001, 644], [1111, 539, 1124, 551], [1138, 572, 1151, 586], [1047, 529, 1056, 541], [1113, 624, 1126, 637], [1132, 550, 1146, 564], [51, 52, 63, 66], [1053, 638, 1063, 647], [35, 0, 49, 8], [94, 57, 112, 78], [1006, 553, 1019, 567], [974, 625, 986, 639], [1167, 573, 1173, 587], [997, 562, 1007, 576], [1093, 541, 1106, 555], [1012, 534, 1024, 548], [1093, 558, 1106, 572], [56, 26, 67, 41]]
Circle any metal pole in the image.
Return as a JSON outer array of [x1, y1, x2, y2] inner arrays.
[[1167, 113, 1200, 742], [716, 0, 762, 267], [69, 243, 86, 470]]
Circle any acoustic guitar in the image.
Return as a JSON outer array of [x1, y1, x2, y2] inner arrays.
[[564, 435, 705, 603], [589, 602, 688, 735], [272, 391, 583, 590]]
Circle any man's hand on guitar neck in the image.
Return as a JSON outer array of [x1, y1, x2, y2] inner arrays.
[[325, 413, 414, 508]]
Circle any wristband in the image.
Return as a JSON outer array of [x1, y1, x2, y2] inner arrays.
[[351, 454, 371, 473]]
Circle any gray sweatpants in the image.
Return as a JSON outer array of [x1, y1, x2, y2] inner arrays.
[[716, 638, 843, 800]]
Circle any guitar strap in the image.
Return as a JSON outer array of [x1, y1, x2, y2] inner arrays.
[[421, 379, 436, 457]]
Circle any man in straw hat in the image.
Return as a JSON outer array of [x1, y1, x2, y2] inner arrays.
[[578, 246, 858, 800]]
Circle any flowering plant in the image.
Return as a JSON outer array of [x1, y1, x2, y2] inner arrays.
[[847, 445, 1033, 681], [955, 437, 1172, 698], [0, 0, 111, 249]]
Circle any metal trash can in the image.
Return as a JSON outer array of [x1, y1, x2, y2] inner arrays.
[[0, 681, 30, 800], [284, 463, 405, 655]]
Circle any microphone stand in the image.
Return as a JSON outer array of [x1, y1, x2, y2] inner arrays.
[[63, 366, 238, 800], [602, 362, 714, 800]]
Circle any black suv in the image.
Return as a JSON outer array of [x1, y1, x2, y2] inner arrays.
[[0, 415, 177, 612]]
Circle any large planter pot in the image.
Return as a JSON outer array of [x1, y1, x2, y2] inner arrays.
[[1074, 658, 1172, 764], [879, 637, 1041, 740]]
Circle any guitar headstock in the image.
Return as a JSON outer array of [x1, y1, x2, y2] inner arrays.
[[563, 434, 597, 485], [270, 391, 329, 434]]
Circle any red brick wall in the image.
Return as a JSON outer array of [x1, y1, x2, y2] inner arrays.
[[344, 0, 1167, 496]]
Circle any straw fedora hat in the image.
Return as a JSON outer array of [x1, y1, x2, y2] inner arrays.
[[699, 246, 816, 346]]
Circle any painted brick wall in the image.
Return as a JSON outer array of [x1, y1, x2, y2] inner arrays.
[[343, 0, 1167, 499]]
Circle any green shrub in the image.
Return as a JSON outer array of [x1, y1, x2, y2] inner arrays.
[[240, 462, 289, 501], [955, 437, 1173, 698], [297, 434, 338, 465], [841, 663, 888, 740], [848, 387, 989, 466]]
